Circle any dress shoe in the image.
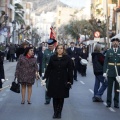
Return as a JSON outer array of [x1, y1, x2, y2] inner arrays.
[[27, 100, 32, 104], [53, 113, 58, 119], [57, 112, 61, 119], [114, 105, 119, 108], [74, 79, 78, 81], [95, 96, 103, 102], [44, 102, 50, 105], [106, 105, 111, 107], [92, 97, 99, 102], [21, 101, 25, 104]]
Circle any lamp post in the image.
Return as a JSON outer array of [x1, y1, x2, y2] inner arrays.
[[12, 20, 16, 44], [84, 26, 87, 41], [97, 19, 107, 47]]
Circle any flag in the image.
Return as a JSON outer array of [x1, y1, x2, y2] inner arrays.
[[50, 27, 56, 40], [50, 27, 57, 47]]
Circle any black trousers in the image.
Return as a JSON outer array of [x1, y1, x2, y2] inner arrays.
[[107, 77, 119, 106]]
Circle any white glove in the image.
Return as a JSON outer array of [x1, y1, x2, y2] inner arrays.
[[103, 73, 107, 78], [1, 79, 5, 83], [42, 73, 44, 77], [1, 79, 8, 83], [41, 79, 46, 86]]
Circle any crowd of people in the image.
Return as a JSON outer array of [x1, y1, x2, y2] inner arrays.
[[0, 37, 120, 119]]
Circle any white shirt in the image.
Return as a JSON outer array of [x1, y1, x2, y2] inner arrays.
[[71, 47, 74, 51], [113, 47, 118, 53]]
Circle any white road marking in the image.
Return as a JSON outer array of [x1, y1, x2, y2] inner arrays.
[[103, 102, 107, 106], [80, 81, 85, 84], [103, 102, 116, 112], [109, 108, 116, 112], [89, 89, 94, 94], [0, 98, 3, 101]]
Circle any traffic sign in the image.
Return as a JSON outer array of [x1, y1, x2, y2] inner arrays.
[[94, 31, 100, 38]]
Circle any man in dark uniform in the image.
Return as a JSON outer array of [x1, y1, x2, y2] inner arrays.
[[103, 38, 120, 108], [0, 51, 5, 89], [67, 42, 79, 81], [42, 39, 56, 104]]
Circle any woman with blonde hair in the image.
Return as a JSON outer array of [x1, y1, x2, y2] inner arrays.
[[43, 44, 73, 119]]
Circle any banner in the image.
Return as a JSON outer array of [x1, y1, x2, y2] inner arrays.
[[50, 27, 56, 40]]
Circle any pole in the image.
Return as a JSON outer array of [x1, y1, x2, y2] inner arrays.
[[106, 0, 109, 48], [85, 32, 86, 41]]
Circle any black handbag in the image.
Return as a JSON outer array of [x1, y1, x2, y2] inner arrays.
[[10, 78, 20, 93]]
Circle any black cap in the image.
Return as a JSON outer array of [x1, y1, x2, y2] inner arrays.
[[47, 39, 57, 45], [111, 38, 120, 42]]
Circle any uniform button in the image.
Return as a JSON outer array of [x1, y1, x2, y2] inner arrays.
[[115, 59, 116, 60]]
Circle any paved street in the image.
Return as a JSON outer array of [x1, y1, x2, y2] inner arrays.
[[0, 61, 120, 120]]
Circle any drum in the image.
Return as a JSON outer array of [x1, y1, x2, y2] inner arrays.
[[80, 59, 88, 65]]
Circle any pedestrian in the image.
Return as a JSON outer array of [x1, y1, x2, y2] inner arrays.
[[67, 42, 79, 81], [15, 47, 38, 104], [0, 51, 5, 89], [79, 46, 88, 76], [37, 46, 46, 76], [16, 42, 28, 60], [43, 44, 73, 119], [9, 43, 16, 62], [42, 39, 56, 105], [103, 38, 120, 108], [92, 44, 107, 102]]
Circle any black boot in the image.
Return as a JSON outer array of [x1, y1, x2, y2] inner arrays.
[[57, 98, 64, 119], [53, 98, 58, 118]]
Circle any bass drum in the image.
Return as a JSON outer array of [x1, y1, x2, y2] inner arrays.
[[80, 59, 88, 65]]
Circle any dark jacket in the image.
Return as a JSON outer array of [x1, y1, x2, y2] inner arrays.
[[0, 51, 5, 88], [44, 55, 73, 98], [16, 47, 25, 59], [103, 48, 120, 77], [67, 47, 79, 61], [92, 52, 104, 75]]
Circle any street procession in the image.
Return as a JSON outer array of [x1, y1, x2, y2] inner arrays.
[[1, 0, 120, 120]]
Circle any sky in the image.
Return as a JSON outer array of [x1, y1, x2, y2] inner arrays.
[[60, 0, 91, 9], [60, 0, 91, 16]]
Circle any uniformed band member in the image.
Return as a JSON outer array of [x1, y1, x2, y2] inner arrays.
[[42, 39, 57, 104], [103, 38, 120, 108]]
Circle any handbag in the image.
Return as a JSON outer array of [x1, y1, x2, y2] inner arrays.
[[10, 78, 20, 93]]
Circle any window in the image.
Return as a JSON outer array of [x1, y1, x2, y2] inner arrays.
[[59, 11, 61, 16], [58, 19, 61, 24]]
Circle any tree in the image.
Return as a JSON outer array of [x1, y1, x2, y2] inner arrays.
[[14, 3, 25, 25], [112, 0, 117, 4], [91, 3, 104, 18], [64, 19, 93, 41]]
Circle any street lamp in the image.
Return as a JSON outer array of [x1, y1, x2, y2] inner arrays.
[[97, 19, 107, 47], [12, 20, 16, 44], [97, 19, 101, 27], [84, 26, 87, 41]]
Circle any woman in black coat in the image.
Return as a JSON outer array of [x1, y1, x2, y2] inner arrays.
[[44, 44, 73, 119]]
